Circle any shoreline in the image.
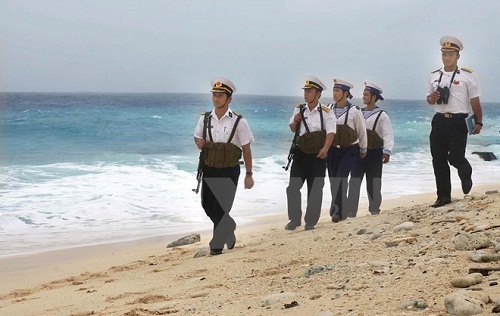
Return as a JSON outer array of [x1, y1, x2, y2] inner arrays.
[[1, 184, 498, 289]]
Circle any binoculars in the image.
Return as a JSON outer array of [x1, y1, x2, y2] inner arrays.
[[436, 86, 450, 105]]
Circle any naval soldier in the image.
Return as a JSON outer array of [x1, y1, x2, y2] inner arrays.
[[327, 79, 367, 222], [347, 82, 394, 217], [194, 77, 254, 255], [285, 75, 336, 231], [426, 36, 483, 208]]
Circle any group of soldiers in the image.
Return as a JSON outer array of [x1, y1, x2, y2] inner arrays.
[[285, 76, 393, 231], [193, 35, 483, 255]]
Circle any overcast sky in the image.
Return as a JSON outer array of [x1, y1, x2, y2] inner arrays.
[[1, 0, 499, 101]]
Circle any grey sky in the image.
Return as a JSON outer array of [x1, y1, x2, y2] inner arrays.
[[2, 0, 499, 101]]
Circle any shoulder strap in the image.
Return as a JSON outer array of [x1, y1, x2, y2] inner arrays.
[[319, 104, 324, 131], [295, 106, 305, 139], [344, 104, 351, 125], [203, 112, 211, 141], [227, 114, 243, 143], [372, 110, 384, 131], [299, 104, 310, 133]]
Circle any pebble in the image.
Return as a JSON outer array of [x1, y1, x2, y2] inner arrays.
[[393, 221, 415, 233], [385, 237, 417, 247], [452, 232, 492, 251], [450, 273, 483, 288], [399, 299, 428, 310], [356, 228, 367, 235], [304, 265, 332, 278], [193, 248, 210, 258], [260, 292, 295, 307], [469, 250, 500, 263], [371, 232, 383, 240], [444, 290, 485, 315], [167, 233, 201, 248]]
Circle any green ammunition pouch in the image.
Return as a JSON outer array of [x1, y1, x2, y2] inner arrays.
[[333, 125, 358, 147], [367, 130, 384, 149], [202, 111, 243, 169], [296, 104, 326, 155], [297, 130, 326, 154], [204, 142, 242, 168], [333, 106, 358, 147], [366, 110, 384, 150]]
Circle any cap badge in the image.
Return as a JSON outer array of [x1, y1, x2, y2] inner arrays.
[[215, 82, 222, 87]]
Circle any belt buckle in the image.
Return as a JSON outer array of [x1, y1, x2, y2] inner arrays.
[[444, 113, 452, 118]]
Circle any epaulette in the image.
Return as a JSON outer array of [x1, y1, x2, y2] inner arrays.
[[295, 103, 302, 108], [201, 111, 210, 115], [461, 67, 473, 73], [320, 105, 331, 113], [232, 110, 239, 116], [431, 68, 441, 73]]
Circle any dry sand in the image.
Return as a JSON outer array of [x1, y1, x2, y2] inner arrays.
[[1, 185, 499, 316]]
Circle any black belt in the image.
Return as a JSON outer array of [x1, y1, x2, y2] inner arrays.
[[436, 112, 468, 119]]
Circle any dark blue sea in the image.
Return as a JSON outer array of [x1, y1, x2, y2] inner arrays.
[[1, 93, 499, 256]]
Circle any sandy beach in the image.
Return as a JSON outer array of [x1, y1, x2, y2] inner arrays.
[[1, 185, 499, 316]]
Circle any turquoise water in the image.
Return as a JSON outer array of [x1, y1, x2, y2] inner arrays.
[[1, 93, 499, 256]]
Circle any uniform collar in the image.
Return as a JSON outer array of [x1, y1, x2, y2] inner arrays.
[[362, 106, 380, 111], [306, 102, 322, 112], [334, 101, 352, 109], [211, 107, 234, 119], [440, 67, 460, 74]]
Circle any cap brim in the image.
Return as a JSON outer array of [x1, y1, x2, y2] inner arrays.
[[302, 85, 322, 90], [211, 88, 232, 94]]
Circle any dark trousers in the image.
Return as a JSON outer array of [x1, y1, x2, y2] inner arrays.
[[430, 113, 472, 198], [201, 165, 240, 250], [348, 148, 383, 216], [286, 149, 327, 226], [327, 145, 359, 220]]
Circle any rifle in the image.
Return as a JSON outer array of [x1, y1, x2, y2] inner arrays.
[[193, 112, 210, 193], [283, 106, 304, 171], [192, 149, 205, 193], [283, 138, 297, 171]]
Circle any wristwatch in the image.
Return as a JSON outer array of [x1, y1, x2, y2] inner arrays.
[[475, 122, 483, 127], [246, 171, 253, 176]]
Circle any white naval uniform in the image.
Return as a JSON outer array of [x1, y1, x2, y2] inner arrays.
[[427, 66, 480, 201], [329, 103, 368, 152], [194, 108, 254, 146], [427, 67, 481, 114], [289, 103, 336, 136], [362, 107, 394, 156]]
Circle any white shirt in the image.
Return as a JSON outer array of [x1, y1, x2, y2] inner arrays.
[[194, 108, 254, 147], [288, 103, 336, 136], [427, 67, 481, 114], [362, 107, 394, 156], [329, 103, 368, 151]]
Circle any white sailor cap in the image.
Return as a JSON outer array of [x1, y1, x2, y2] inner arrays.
[[364, 81, 384, 101], [440, 35, 463, 52], [302, 75, 326, 92], [211, 76, 236, 95], [333, 79, 354, 91]]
